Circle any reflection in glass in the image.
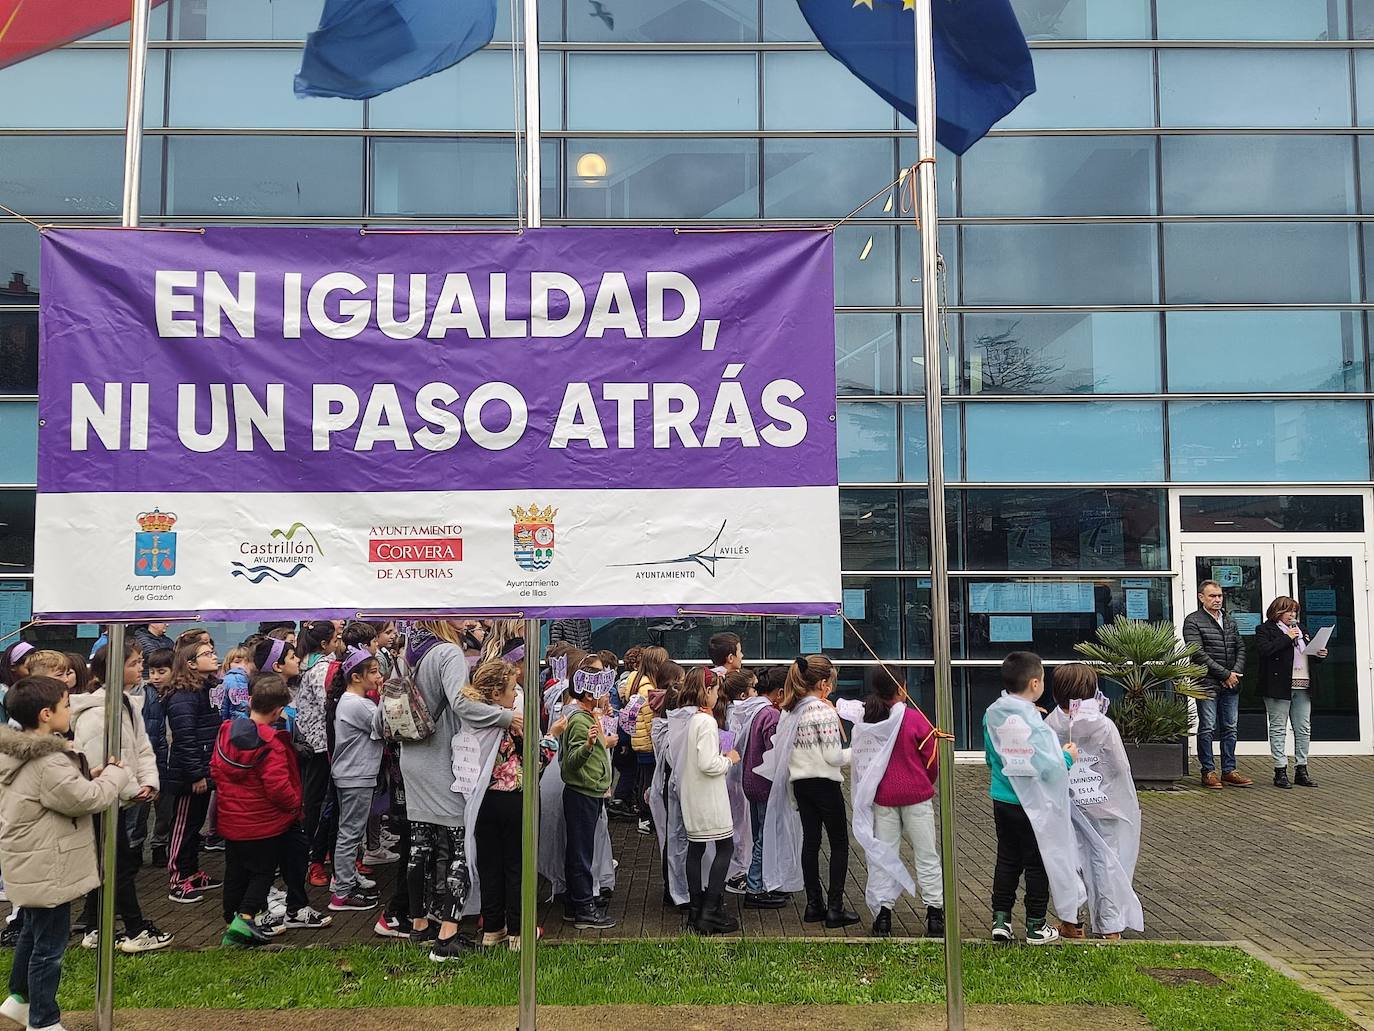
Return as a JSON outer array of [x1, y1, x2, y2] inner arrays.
[[0, 313, 38, 395], [840, 489, 899, 570], [963, 225, 1158, 306], [901, 403, 960, 483], [590, 616, 761, 662], [171, 0, 323, 39], [370, 51, 560, 131], [0, 51, 166, 129], [837, 402, 897, 483], [0, 137, 158, 217], [567, 53, 757, 131], [1156, 0, 1345, 40], [170, 50, 361, 128], [899, 225, 959, 305], [0, 404, 37, 483], [765, 53, 893, 131], [567, 0, 756, 41], [1180, 495, 1364, 534], [960, 488, 1169, 571], [0, 491, 35, 572], [834, 226, 895, 307], [904, 577, 964, 660], [1010, 0, 1151, 39], [761, 0, 814, 40], [0, 225, 41, 292], [1163, 223, 1359, 304], [899, 488, 947, 570], [1295, 555, 1360, 740], [1162, 136, 1356, 215], [963, 312, 1160, 395], [565, 139, 759, 220], [373, 139, 559, 218], [166, 137, 364, 216], [962, 136, 1156, 217], [1166, 312, 1364, 393], [964, 402, 1165, 482], [836, 314, 898, 395], [1160, 49, 1351, 128], [999, 49, 1154, 129], [1168, 400, 1370, 482], [766, 578, 901, 660], [764, 139, 894, 220]]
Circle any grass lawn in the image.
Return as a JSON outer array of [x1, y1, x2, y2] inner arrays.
[[1, 940, 1355, 1031]]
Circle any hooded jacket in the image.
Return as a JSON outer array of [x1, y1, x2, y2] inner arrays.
[[0, 726, 131, 908], [210, 718, 302, 841], [163, 677, 221, 794], [69, 689, 159, 805]]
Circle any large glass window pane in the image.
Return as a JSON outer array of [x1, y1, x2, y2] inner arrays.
[[900, 488, 949, 570], [1163, 136, 1356, 216], [166, 137, 364, 217], [764, 52, 893, 130], [1166, 312, 1365, 393], [566, 139, 760, 220], [962, 576, 1173, 660], [901, 403, 960, 482], [764, 139, 894, 220], [568, 0, 754, 39], [963, 312, 1161, 395], [567, 53, 757, 131], [834, 226, 895, 306], [0, 313, 38, 395], [961, 488, 1168, 571], [837, 314, 898, 396], [1180, 494, 1365, 533], [964, 225, 1158, 306], [370, 51, 560, 130], [0, 137, 158, 218], [899, 314, 959, 395], [0, 225, 40, 293], [1011, 0, 1151, 39], [963, 136, 1156, 217], [0, 492, 34, 573], [1163, 223, 1359, 304], [1157, 0, 1345, 40], [0, 404, 36, 483], [905, 577, 965, 659], [1359, 0, 1374, 38], [840, 489, 899, 570], [590, 616, 762, 663], [767, 577, 901, 660], [0, 51, 166, 128], [372, 139, 558, 218], [171, 0, 323, 38], [1160, 50, 1351, 128], [169, 50, 361, 128], [1169, 400, 1370, 481], [899, 225, 959, 305], [965, 402, 1165, 482], [838, 402, 897, 482], [762, 0, 814, 39], [999, 49, 1154, 129]]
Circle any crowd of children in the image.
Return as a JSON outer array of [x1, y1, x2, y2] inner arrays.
[[0, 623, 1147, 1028]]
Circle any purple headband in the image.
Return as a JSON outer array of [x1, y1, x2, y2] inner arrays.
[[573, 666, 617, 699], [264, 639, 287, 672], [341, 648, 373, 679], [9, 641, 34, 663]]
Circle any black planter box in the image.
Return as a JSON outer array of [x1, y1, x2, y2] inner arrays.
[[1125, 740, 1190, 786]]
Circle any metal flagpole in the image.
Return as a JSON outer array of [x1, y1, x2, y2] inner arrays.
[[518, 1, 543, 1026], [97, 3, 154, 1027], [912, 2, 964, 1029]]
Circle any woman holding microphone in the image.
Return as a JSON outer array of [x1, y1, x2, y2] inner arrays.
[[1255, 596, 1327, 789]]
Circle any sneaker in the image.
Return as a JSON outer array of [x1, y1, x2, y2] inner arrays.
[[356, 862, 375, 877], [991, 911, 1014, 942], [606, 799, 635, 821], [284, 906, 332, 930], [380, 831, 400, 849], [221, 915, 269, 948], [80, 929, 100, 950], [333, 874, 377, 893], [507, 927, 543, 952], [202, 836, 226, 852], [0, 993, 27, 1027], [373, 914, 410, 939], [119, 926, 173, 953], [429, 933, 474, 963], [308, 862, 330, 887], [267, 887, 287, 907], [254, 912, 287, 938], [168, 879, 206, 904], [411, 922, 440, 947], [725, 875, 748, 896], [188, 871, 222, 891], [744, 891, 786, 909], [0, 926, 19, 949], [1025, 919, 1060, 945], [328, 893, 377, 912], [573, 907, 616, 930], [636, 819, 652, 835], [361, 848, 400, 866], [480, 929, 509, 947]]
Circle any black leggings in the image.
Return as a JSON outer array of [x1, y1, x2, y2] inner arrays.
[[991, 800, 1049, 920], [793, 777, 849, 902], [686, 837, 732, 903]]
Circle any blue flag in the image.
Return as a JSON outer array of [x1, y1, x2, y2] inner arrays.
[[797, 0, 1035, 154], [295, 0, 497, 100]]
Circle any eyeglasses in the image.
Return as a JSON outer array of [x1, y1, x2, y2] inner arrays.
[[194, 650, 216, 660]]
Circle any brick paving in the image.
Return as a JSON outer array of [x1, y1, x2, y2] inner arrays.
[[116, 755, 1374, 1026]]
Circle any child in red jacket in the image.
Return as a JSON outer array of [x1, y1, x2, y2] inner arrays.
[[211, 673, 329, 945]]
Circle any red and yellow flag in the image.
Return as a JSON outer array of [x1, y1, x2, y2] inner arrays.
[[0, 0, 168, 71]]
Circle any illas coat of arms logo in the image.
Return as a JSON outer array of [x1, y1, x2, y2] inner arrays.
[[511, 504, 557, 571], [134, 508, 178, 578]]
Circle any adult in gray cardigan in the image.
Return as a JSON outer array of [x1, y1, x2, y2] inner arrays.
[[401, 621, 520, 962], [1181, 580, 1254, 790]]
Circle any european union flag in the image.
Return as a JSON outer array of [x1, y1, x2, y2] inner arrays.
[[295, 0, 497, 100], [797, 0, 1035, 155]]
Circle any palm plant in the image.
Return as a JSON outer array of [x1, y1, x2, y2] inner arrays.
[[1074, 617, 1208, 745]]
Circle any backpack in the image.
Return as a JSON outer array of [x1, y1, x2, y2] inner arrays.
[[379, 654, 437, 742]]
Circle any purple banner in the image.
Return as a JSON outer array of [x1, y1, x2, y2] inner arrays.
[[39, 227, 836, 494]]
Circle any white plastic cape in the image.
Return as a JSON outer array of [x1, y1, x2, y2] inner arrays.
[[725, 696, 770, 878], [535, 688, 615, 900], [649, 706, 712, 904], [1043, 702, 1144, 935], [455, 725, 504, 917], [850, 703, 918, 915], [756, 695, 825, 894], [984, 692, 1087, 921]]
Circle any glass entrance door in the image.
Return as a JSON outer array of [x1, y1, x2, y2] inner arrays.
[[1180, 542, 1371, 753]]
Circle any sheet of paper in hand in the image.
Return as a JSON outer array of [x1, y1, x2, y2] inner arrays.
[[834, 697, 865, 723]]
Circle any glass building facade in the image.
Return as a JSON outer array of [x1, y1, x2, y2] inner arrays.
[[4, 0, 1374, 751]]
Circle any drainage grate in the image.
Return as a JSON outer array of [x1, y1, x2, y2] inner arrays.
[[1138, 967, 1226, 988]]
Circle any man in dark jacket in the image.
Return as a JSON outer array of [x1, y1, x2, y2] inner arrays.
[[1182, 579, 1254, 790]]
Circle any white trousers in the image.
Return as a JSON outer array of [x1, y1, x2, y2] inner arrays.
[[873, 799, 943, 909]]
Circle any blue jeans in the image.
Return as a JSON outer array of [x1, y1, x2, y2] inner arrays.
[[1196, 691, 1240, 774], [8, 902, 70, 1030], [747, 799, 767, 894]]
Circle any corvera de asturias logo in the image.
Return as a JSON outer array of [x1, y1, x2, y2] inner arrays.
[[368, 524, 463, 580]]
